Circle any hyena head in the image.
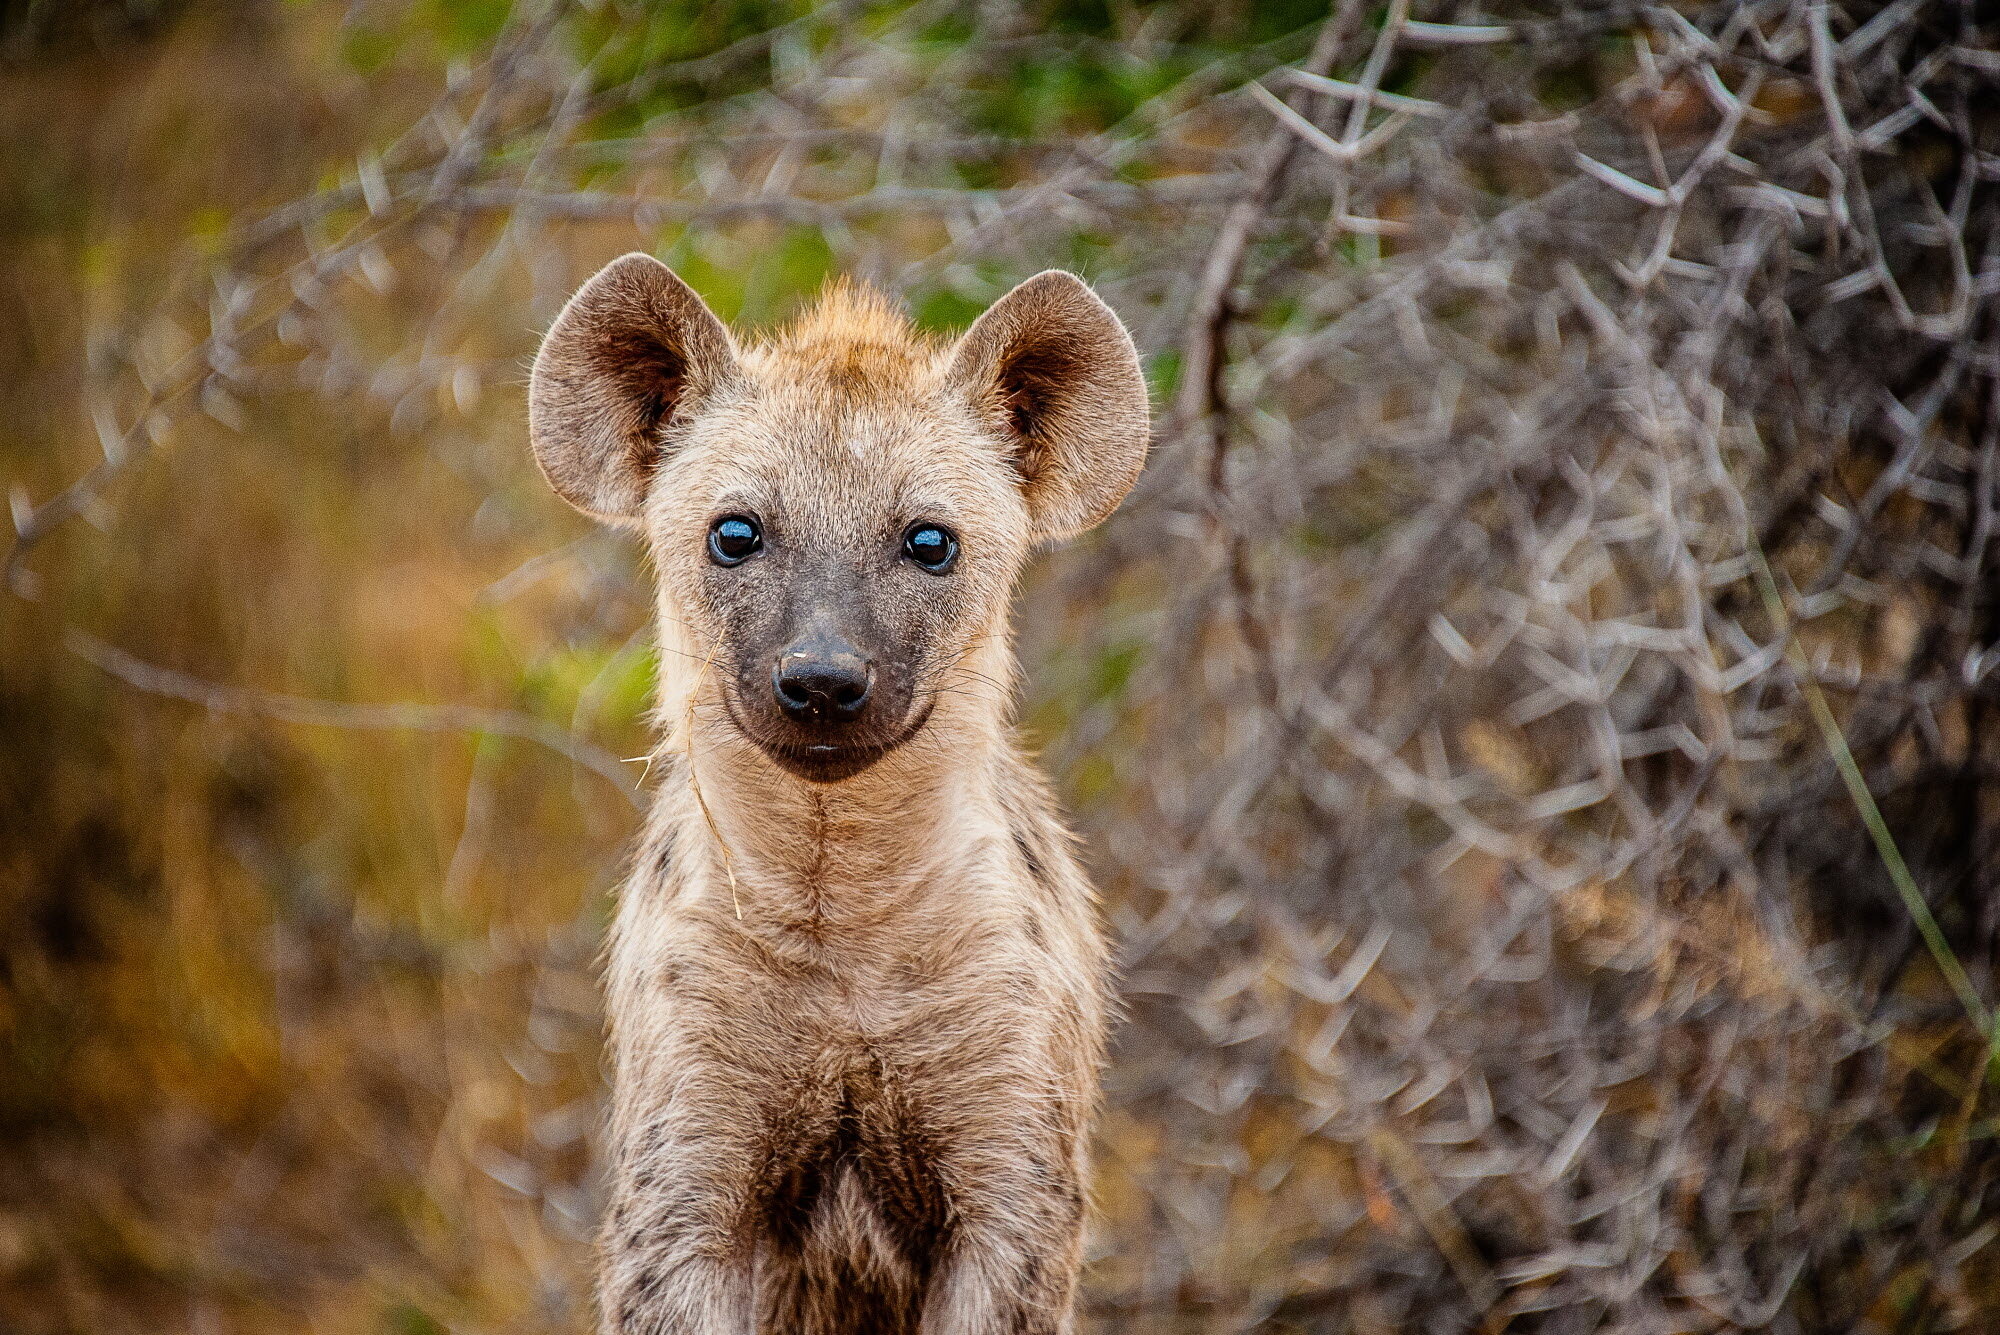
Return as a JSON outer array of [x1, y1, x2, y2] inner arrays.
[[528, 254, 1149, 783]]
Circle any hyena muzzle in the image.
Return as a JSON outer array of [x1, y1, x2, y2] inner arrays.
[[527, 253, 1148, 1335]]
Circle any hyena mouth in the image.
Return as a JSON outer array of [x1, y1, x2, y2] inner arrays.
[[724, 694, 937, 784], [772, 739, 893, 783]]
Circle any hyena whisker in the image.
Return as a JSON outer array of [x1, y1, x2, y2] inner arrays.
[[941, 667, 1015, 696], [909, 661, 1012, 699], [652, 619, 724, 655], [653, 643, 719, 667], [913, 687, 1009, 712]]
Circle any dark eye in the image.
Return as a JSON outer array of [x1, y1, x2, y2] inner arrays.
[[708, 515, 762, 566], [902, 523, 958, 573]]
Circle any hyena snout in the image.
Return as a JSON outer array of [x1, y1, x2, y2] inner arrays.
[[773, 638, 874, 724], [736, 612, 918, 781]]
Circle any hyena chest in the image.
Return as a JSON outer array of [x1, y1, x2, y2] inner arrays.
[[670, 920, 1066, 1250], [758, 1049, 954, 1264]]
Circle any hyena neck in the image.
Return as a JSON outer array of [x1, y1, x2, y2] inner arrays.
[[652, 632, 1020, 921]]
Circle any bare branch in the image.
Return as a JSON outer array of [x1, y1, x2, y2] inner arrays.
[[68, 631, 644, 809]]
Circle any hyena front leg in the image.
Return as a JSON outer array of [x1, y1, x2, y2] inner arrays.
[[917, 1142, 1088, 1335], [919, 1235, 1083, 1335], [597, 1110, 764, 1335]]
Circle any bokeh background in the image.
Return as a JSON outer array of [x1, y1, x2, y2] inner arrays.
[[4, 2, 1999, 1331]]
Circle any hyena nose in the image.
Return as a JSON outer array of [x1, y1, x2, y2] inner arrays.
[[773, 648, 873, 723]]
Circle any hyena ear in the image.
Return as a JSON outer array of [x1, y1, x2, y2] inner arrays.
[[529, 253, 738, 524], [947, 271, 1149, 541]]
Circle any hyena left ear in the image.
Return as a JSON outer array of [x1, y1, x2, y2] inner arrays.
[[947, 271, 1150, 541], [529, 253, 739, 525]]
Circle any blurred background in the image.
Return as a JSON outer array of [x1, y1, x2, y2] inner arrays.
[[3, 1, 1998, 1331]]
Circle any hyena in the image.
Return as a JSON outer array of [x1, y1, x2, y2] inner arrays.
[[527, 254, 1149, 1334]]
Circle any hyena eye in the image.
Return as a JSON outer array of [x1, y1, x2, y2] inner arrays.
[[708, 515, 762, 566], [902, 523, 958, 574]]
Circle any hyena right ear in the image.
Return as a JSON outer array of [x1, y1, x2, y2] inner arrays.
[[529, 253, 738, 524], [947, 271, 1150, 542]]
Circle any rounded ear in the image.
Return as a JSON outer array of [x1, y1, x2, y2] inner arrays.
[[528, 253, 738, 523], [946, 271, 1150, 541]]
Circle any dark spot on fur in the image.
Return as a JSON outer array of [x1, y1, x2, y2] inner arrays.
[[1011, 827, 1048, 885], [763, 1156, 827, 1253], [857, 1129, 949, 1259]]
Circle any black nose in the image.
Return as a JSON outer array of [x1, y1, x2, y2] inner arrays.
[[773, 647, 873, 723]]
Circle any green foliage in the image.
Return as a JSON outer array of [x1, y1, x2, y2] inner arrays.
[[568, 0, 813, 133], [339, 21, 399, 74], [909, 281, 992, 333], [421, 0, 513, 55], [966, 46, 1188, 140], [384, 1305, 447, 1335]]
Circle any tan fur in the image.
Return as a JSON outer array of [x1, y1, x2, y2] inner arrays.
[[527, 256, 1149, 1334]]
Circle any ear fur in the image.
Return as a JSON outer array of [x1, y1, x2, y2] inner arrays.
[[529, 253, 738, 523], [946, 271, 1149, 541]]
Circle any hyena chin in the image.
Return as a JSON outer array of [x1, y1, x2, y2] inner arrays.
[[528, 254, 1148, 1335]]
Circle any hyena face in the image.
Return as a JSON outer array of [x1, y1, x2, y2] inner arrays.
[[653, 354, 1033, 782], [527, 255, 1148, 781]]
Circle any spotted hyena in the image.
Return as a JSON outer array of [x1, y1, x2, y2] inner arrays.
[[527, 254, 1148, 1334]]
